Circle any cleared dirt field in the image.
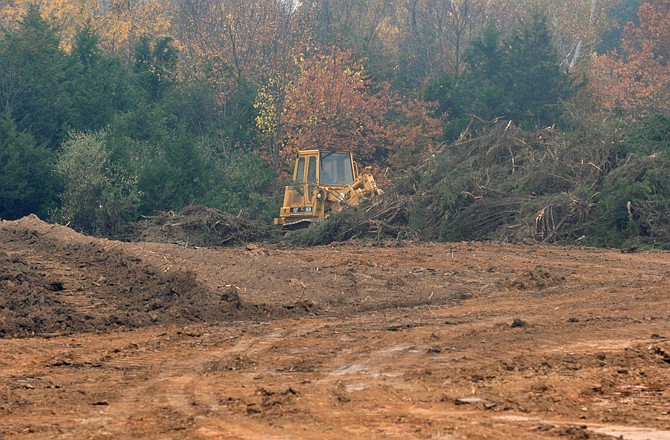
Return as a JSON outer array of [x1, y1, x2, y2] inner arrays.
[[1, 215, 670, 439]]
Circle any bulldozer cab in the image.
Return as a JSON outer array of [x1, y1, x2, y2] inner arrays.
[[318, 151, 356, 186], [293, 150, 357, 187], [274, 150, 358, 227]]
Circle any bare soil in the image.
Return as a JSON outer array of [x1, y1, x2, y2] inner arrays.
[[1, 215, 669, 439]]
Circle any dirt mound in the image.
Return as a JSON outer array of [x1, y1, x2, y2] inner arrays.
[[0, 216, 264, 338], [0, 248, 76, 338], [504, 266, 567, 291], [127, 205, 277, 247]]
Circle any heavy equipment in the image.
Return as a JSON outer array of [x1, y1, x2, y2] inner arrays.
[[274, 150, 383, 228]]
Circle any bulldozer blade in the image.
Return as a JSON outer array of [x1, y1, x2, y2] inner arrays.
[[281, 219, 314, 230]]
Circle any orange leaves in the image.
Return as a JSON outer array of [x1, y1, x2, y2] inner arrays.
[[588, 0, 670, 118], [278, 48, 392, 164], [258, 46, 445, 175], [386, 99, 446, 170]]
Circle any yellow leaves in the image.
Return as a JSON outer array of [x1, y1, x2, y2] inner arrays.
[[0, 0, 174, 56], [99, 0, 173, 57], [254, 83, 280, 134], [1, 0, 93, 51], [0, 5, 23, 31]]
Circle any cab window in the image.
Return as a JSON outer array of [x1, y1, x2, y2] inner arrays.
[[307, 156, 317, 183], [320, 152, 354, 185], [295, 157, 305, 183]]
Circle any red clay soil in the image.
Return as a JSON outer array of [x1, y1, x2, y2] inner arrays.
[[1, 215, 669, 439]]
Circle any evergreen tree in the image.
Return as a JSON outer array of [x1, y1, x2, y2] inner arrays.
[[106, 104, 210, 214], [0, 5, 72, 148], [500, 13, 571, 127], [427, 14, 573, 138], [459, 20, 508, 125], [67, 23, 138, 132], [0, 115, 58, 219], [133, 36, 179, 102]]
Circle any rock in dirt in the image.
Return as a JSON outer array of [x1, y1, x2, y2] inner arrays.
[[511, 318, 528, 328], [455, 397, 485, 405]]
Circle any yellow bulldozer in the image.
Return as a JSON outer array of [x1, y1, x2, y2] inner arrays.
[[274, 150, 384, 228]]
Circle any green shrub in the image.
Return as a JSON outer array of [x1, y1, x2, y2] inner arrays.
[[52, 130, 142, 235]]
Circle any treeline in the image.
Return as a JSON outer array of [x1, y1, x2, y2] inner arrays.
[[0, 0, 669, 249], [0, 5, 275, 233]]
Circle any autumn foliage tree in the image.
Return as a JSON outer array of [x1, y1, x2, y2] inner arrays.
[[590, 0, 670, 118], [0, 0, 174, 62], [171, 0, 313, 154], [256, 48, 392, 169], [386, 99, 446, 170]]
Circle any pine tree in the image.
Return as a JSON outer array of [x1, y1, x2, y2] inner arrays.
[[427, 13, 573, 137], [0, 115, 58, 219], [500, 12, 572, 127], [0, 5, 72, 148], [133, 36, 179, 102], [67, 23, 137, 132]]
